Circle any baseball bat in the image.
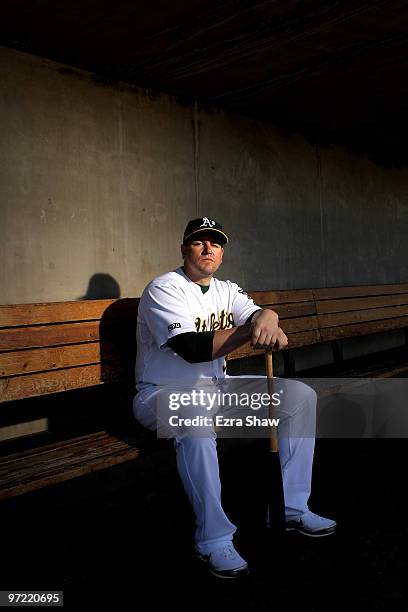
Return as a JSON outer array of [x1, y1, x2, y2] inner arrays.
[[265, 349, 285, 532]]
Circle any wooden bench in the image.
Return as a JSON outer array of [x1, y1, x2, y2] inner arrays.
[[1, 283, 408, 502], [0, 298, 142, 501]]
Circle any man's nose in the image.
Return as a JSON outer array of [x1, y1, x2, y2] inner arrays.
[[202, 241, 213, 253]]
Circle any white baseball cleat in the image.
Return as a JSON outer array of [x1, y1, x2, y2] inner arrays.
[[285, 510, 337, 537], [196, 543, 249, 579]]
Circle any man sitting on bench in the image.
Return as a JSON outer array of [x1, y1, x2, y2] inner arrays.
[[133, 217, 336, 579]]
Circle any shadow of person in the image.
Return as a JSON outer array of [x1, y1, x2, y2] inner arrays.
[[98, 296, 139, 435], [76, 271, 137, 431], [77, 273, 120, 300], [317, 395, 369, 438], [98, 290, 165, 446]]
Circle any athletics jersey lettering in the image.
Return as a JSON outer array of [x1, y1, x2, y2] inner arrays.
[[195, 310, 234, 332]]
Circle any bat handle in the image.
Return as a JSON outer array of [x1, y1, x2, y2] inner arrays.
[[265, 350, 279, 453], [266, 349, 273, 379]]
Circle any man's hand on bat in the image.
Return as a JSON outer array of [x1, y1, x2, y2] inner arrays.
[[249, 309, 288, 351]]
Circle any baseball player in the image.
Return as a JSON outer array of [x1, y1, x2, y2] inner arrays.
[[133, 217, 336, 579]]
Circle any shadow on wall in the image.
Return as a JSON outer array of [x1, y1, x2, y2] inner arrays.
[[77, 273, 121, 300]]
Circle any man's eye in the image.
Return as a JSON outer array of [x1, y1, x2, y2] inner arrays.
[[192, 240, 221, 248]]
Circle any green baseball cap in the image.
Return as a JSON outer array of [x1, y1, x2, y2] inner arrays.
[[182, 217, 229, 245]]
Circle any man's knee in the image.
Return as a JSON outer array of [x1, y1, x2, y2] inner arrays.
[[177, 430, 217, 441], [277, 379, 317, 422], [174, 434, 217, 459], [299, 381, 317, 407]]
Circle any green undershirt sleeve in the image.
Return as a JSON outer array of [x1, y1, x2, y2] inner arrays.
[[167, 331, 215, 363]]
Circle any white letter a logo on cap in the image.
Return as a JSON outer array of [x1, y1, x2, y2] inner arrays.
[[201, 217, 215, 228]]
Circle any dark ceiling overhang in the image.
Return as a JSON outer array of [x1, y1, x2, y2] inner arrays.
[[2, 0, 408, 166]]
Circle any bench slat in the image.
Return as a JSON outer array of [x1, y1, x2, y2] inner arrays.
[[0, 437, 134, 478], [0, 342, 131, 377], [0, 362, 130, 402], [0, 343, 100, 377], [279, 316, 319, 333], [319, 316, 408, 341], [0, 319, 136, 351], [0, 321, 99, 351], [316, 293, 408, 314], [0, 436, 129, 475], [313, 284, 408, 300], [0, 298, 138, 328], [0, 430, 115, 463], [0, 431, 140, 500], [270, 301, 317, 318], [249, 289, 315, 305], [318, 305, 408, 328]]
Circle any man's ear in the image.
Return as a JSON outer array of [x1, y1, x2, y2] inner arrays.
[[181, 244, 186, 259]]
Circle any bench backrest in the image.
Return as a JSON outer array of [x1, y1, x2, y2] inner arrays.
[[314, 283, 408, 341], [1, 283, 407, 403], [0, 298, 138, 403], [229, 283, 408, 361]]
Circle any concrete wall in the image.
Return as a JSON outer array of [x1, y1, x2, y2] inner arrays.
[[1, 47, 408, 306]]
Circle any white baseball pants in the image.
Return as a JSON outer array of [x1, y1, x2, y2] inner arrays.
[[133, 376, 316, 555]]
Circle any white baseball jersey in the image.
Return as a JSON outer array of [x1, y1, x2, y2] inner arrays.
[[135, 267, 261, 389]]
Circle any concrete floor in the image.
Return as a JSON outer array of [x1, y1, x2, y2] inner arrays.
[[2, 436, 407, 611]]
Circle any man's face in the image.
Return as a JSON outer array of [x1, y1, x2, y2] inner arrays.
[[181, 233, 224, 279]]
